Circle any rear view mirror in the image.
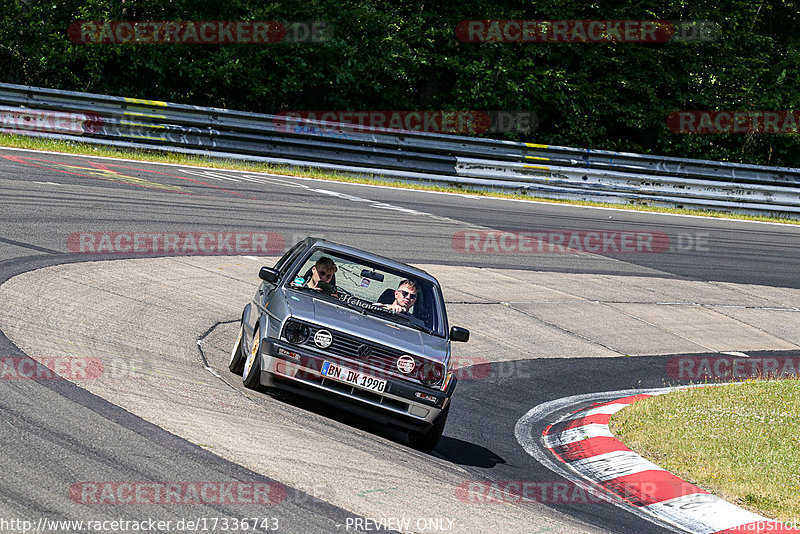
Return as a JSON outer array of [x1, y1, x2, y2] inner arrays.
[[360, 269, 385, 282], [259, 267, 280, 283], [450, 326, 470, 342]]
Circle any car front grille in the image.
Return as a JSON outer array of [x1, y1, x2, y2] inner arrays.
[[305, 324, 406, 375], [280, 319, 444, 386]]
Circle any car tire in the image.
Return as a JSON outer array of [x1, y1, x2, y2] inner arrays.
[[408, 403, 450, 452], [242, 325, 264, 391], [228, 321, 245, 374]]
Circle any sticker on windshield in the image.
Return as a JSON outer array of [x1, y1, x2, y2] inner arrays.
[[360, 278, 371, 288]]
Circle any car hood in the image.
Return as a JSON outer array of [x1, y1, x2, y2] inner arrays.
[[283, 289, 449, 363]]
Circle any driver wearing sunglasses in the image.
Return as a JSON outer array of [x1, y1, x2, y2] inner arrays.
[[383, 280, 419, 313]]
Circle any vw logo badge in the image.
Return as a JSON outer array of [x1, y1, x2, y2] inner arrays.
[[314, 329, 333, 348], [357, 344, 372, 358]]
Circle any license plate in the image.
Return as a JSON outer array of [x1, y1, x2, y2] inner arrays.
[[320, 361, 387, 393]]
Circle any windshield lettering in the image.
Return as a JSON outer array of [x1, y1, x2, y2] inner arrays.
[[338, 294, 384, 312]]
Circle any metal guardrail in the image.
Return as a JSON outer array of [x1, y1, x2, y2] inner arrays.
[[1, 82, 799, 218]]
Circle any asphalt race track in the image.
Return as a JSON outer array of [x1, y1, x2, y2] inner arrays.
[[1, 146, 799, 534]]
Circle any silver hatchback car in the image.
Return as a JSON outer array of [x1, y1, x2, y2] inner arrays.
[[229, 237, 469, 451]]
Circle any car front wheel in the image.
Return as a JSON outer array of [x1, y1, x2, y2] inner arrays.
[[242, 325, 264, 391], [408, 403, 450, 452], [228, 322, 245, 374]]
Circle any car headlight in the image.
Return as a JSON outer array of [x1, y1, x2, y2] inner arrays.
[[417, 360, 443, 387], [283, 320, 310, 344]]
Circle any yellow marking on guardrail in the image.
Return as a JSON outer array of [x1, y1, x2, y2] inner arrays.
[[125, 134, 168, 141], [124, 97, 168, 107], [525, 143, 549, 149], [120, 121, 166, 129], [123, 111, 167, 119], [523, 165, 550, 171], [525, 156, 550, 161]]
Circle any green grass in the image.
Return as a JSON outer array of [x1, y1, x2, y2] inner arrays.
[[610, 380, 800, 523], [1, 132, 799, 225]]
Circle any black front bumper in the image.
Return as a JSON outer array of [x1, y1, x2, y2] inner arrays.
[[258, 339, 457, 431]]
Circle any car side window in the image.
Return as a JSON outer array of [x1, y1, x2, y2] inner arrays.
[[257, 242, 306, 305], [274, 241, 306, 279]]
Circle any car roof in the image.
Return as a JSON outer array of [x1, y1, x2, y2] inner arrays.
[[302, 237, 438, 284]]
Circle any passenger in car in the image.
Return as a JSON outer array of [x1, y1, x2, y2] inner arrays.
[[381, 279, 418, 313], [306, 257, 338, 295]]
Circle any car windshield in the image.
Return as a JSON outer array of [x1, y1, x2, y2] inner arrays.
[[285, 247, 444, 336]]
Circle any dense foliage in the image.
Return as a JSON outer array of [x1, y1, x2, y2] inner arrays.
[[2, 0, 800, 166]]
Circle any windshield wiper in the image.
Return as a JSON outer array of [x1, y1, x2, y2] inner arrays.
[[367, 305, 412, 322], [288, 283, 337, 298], [288, 283, 317, 294], [362, 306, 438, 336]]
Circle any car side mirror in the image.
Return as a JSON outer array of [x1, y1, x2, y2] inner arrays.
[[259, 267, 280, 283], [450, 326, 470, 342]]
